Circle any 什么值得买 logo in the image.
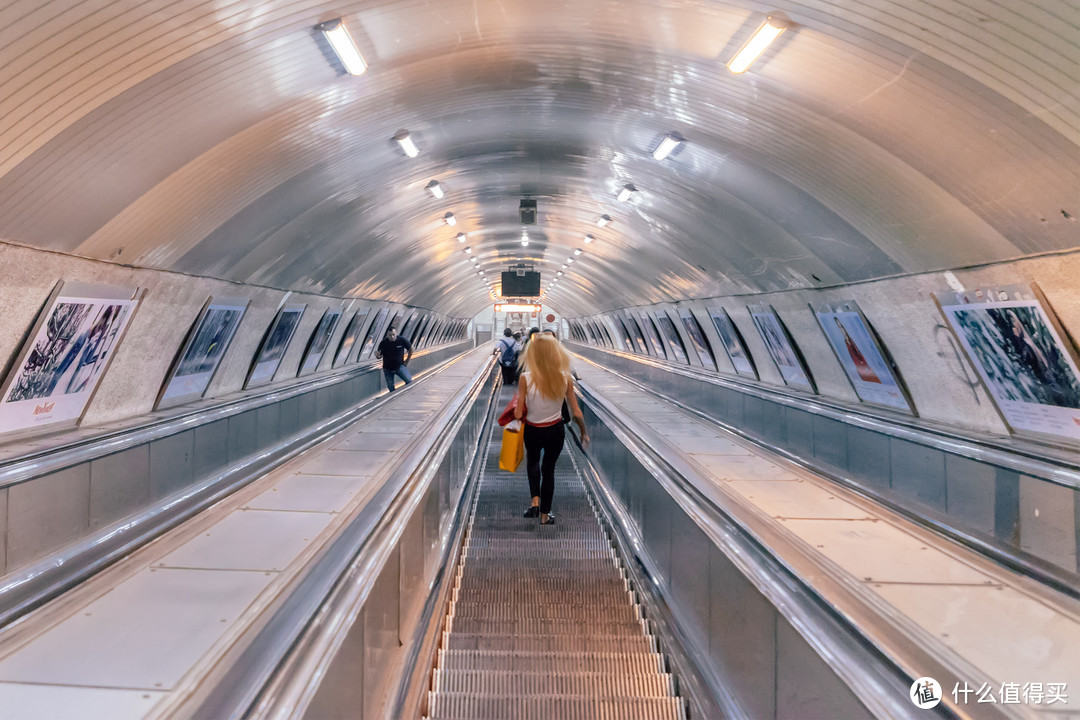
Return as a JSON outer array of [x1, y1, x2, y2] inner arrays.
[[911, 677, 942, 709]]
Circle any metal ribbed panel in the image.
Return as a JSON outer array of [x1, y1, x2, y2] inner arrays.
[[424, 419, 686, 719]]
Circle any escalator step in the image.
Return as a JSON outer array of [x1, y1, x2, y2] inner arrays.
[[432, 669, 675, 696], [426, 693, 687, 720], [436, 649, 666, 674]]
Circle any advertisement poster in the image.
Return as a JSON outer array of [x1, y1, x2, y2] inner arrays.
[[937, 285, 1080, 441], [359, 307, 390, 359], [636, 312, 667, 358], [707, 307, 756, 378], [653, 312, 689, 364], [0, 282, 141, 434], [679, 309, 717, 370], [334, 309, 369, 367], [158, 296, 248, 407], [608, 315, 635, 352], [621, 312, 650, 355], [813, 301, 913, 412], [246, 304, 306, 388], [748, 305, 814, 390], [299, 308, 343, 376]]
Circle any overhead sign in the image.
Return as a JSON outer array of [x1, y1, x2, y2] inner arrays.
[[496, 303, 542, 313]]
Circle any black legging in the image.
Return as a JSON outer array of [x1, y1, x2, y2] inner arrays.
[[524, 422, 565, 515]]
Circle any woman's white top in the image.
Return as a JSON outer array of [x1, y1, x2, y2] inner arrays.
[[520, 371, 566, 425]]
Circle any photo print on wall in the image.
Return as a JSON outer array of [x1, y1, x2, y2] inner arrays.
[[936, 284, 1080, 442], [0, 281, 143, 434], [334, 308, 370, 367], [747, 304, 815, 391], [298, 307, 344, 376], [706, 307, 757, 378], [157, 295, 249, 408], [245, 304, 306, 388]]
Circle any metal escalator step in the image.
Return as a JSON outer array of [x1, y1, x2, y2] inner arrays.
[[432, 669, 675, 697], [449, 601, 640, 622], [446, 616, 648, 636], [436, 649, 666, 674], [443, 632, 657, 654], [426, 693, 687, 720]]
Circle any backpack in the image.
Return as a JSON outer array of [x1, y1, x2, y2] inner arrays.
[[498, 338, 518, 367]]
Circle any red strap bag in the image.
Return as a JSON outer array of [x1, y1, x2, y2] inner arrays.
[[497, 393, 526, 426]]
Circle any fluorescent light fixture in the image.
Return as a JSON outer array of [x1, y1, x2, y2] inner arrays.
[[320, 19, 367, 76], [457, 232, 467, 242], [496, 303, 542, 312], [394, 131, 419, 158], [521, 231, 529, 246], [584, 234, 595, 244], [596, 214, 612, 227], [617, 184, 636, 202], [426, 180, 444, 198], [652, 134, 682, 161], [574, 249, 583, 255], [443, 212, 456, 226], [728, 13, 790, 73]]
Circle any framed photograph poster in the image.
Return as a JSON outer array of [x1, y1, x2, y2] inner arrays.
[[0, 281, 142, 435], [812, 300, 914, 413], [333, 308, 369, 368], [299, 307, 343, 376], [706, 307, 757, 378], [936, 284, 1080, 441], [358, 307, 390, 360], [245, 304, 306, 388], [747, 304, 815, 391], [636, 312, 667, 358], [157, 295, 248, 409], [652, 311, 689, 364], [621, 312, 649, 355], [679, 309, 717, 370]]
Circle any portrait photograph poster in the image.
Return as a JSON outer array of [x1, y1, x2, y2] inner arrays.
[[0, 281, 142, 434], [334, 308, 369, 367], [747, 304, 815, 390], [707, 307, 756, 378], [812, 301, 914, 412], [299, 308, 343, 376], [936, 284, 1080, 441], [158, 296, 249, 408], [679, 309, 717, 370], [359, 307, 390, 359], [246, 304, 306, 388], [653, 312, 689, 364]]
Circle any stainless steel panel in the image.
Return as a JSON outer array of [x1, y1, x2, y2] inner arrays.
[[1019, 475, 1078, 572], [193, 419, 229, 479], [336, 432, 410, 452], [846, 426, 891, 492], [668, 516, 710, 641], [642, 480, 671, 589], [298, 392, 318, 431], [944, 455, 997, 535], [89, 446, 150, 531], [364, 547, 401, 719], [775, 617, 871, 720], [994, 467, 1021, 544], [784, 405, 813, 457], [149, 431, 194, 500], [399, 506, 425, 638], [227, 410, 258, 462], [708, 543, 776, 720], [0, 487, 7, 575], [278, 396, 301, 439], [742, 395, 764, 437], [761, 399, 785, 444], [0, 683, 163, 720], [303, 608, 364, 720], [255, 402, 281, 445], [889, 437, 947, 512], [423, 479, 441, 575], [245, 474, 370, 513], [299, 450, 393, 478], [811, 414, 847, 470]]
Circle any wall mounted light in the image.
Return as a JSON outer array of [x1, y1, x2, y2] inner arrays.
[[394, 130, 420, 158], [728, 13, 790, 73], [596, 214, 612, 228], [652, 134, 682, 161], [426, 180, 444, 198], [584, 234, 595, 244], [566, 257, 575, 263], [443, 212, 456, 226], [464, 246, 472, 254], [457, 232, 467, 242], [574, 249, 583, 255], [319, 19, 367, 76], [617, 184, 636, 202]]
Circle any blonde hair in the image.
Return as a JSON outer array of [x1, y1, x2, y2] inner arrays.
[[519, 334, 571, 400]]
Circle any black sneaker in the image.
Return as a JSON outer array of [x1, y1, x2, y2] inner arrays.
[[522, 506, 540, 518], [540, 514, 556, 525]]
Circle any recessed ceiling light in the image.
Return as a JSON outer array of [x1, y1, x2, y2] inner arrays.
[[728, 13, 790, 74], [596, 214, 612, 228], [617, 184, 636, 202], [319, 19, 367, 76], [584, 234, 595, 244], [574, 249, 583, 255], [394, 130, 419, 158], [652, 134, 681, 161], [457, 232, 467, 242], [444, 212, 456, 226], [426, 180, 444, 199]]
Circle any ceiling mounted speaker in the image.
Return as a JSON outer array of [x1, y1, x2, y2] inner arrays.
[[519, 198, 537, 225]]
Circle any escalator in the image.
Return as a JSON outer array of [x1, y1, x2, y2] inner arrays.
[[424, 415, 688, 720]]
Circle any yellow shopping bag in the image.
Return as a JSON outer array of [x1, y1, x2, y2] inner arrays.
[[499, 422, 525, 473]]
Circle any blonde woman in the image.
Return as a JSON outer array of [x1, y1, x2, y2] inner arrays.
[[514, 334, 589, 525]]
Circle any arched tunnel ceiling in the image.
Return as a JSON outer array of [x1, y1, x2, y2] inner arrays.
[[0, 0, 1075, 319]]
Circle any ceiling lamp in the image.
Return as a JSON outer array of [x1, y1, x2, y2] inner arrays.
[[566, 257, 575, 263], [521, 231, 530, 247], [394, 131, 420, 158], [584, 234, 595, 244], [557, 271, 564, 276], [443, 212, 456, 226], [464, 246, 472, 254], [319, 19, 367, 76], [574, 249, 583, 255], [728, 13, 790, 73], [426, 180, 444, 199], [457, 232, 467, 242], [652, 134, 682, 161], [596, 214, 612, 228], [617, 184, 636, 202]]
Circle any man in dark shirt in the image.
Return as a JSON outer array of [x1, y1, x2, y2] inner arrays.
[[376, 326, 413, 392]]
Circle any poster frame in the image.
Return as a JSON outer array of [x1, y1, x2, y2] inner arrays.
[[678, 308, 718, 371], [298, 307, 344, 377], [706, 306, 757, 379], [244, 303, 306, 389], [333, 308, 369, 368], [636, 311, 667, 358], [747, 304, 816, 392], [651, 311, 689, 364], [359, 307, 390, 360], [156, 295, 249, 410]]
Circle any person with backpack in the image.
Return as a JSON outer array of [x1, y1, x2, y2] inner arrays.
[[495, 328, 519, 385]]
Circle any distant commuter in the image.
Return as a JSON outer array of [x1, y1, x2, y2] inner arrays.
[[376, 326, 413, 392], [515, 334, 589, 525], [495, 328, 519, 385]]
